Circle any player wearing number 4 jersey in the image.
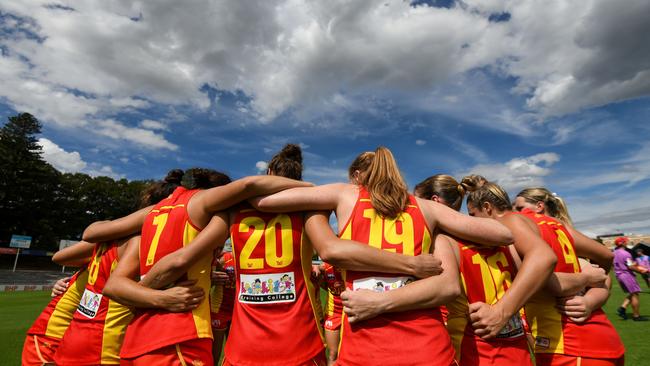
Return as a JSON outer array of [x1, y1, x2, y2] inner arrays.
[[253, 147, 515, 366], [514, 188, 624, 366]]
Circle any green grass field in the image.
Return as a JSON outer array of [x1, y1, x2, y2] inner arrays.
[[1, 280, 648, 365]]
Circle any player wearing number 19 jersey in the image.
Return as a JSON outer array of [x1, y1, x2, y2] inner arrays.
[[22, 269, 88, 366], [519, 209, 624, 366], [223, 207, 325, 366], [336, 187, 455, 366], [54, 242, 133, 365], [120, 186, 214, 365], [446, 240, 531, 366]]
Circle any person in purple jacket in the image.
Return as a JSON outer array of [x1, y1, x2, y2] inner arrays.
[[613, 237, 647, 321]]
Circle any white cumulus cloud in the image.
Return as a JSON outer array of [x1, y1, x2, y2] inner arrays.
[[38, 137, 87, 172], [462, 152, 560, 192]]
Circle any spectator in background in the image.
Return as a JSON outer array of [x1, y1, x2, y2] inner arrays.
[[635, 248, 650, 288], [613, 237, 647, 321]]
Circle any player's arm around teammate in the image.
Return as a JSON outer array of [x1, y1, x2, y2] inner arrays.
[[102, 235, 208, 311], [83, 174, 314, 244], [339, 233, 460, 323], [254, 183, 514, 247]]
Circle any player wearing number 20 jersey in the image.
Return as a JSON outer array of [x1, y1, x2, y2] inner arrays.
[[519, 209, 624, 365], [54, 242, 133, 365], [446, 239, 531, 366], [120, 187, 213, 361], [223, 206, 325, 366], [336, 187, 455, 366]]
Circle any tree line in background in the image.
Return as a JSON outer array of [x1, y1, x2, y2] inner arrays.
[[0, 113, 150, 251]]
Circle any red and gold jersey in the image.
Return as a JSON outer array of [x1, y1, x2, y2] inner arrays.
[[210, 251, 236, 329], [519, 209, 624, 359], [322, 262, 344, 330], [121, 187, 213, 358], [224, 206, 324, 366], [446, 239, 530, 365], [55, 242, 133, 365], [27, 269, 88, 340], [336, 187, 454, 366]]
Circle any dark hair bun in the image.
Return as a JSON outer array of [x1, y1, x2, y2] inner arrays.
[[279, 144, 302, 163], [164, 169, 184, 184]]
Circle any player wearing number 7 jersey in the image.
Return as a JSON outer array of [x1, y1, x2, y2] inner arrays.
[[514, 188, 624, 366], [253, 147, 515, 366]]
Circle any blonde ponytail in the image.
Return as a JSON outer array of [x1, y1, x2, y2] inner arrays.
[[360, 147, 409, 218], [516, 187, 573, 225]]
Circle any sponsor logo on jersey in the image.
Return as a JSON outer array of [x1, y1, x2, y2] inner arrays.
[[78, 289, 102, 318], [239, 272, 296, 304], [352, 276, 413, 292]]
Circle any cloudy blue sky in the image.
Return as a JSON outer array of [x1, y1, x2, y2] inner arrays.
[[1, 0, 649, 237]]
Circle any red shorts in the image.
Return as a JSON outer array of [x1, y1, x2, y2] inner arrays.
[[120, 338, 213, 366], [211, 310, 232, 330], [535, 353, 624, 366], [324, 313, 342, 331], [22, 334, 60, 366], [459, 336, 532, 366], [223, 350, 327, 366]]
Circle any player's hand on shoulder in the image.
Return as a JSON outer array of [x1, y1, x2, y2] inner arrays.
[[160, 280, 205, 312], [341, 289, 385, 323], [468, 301, 508, 339]]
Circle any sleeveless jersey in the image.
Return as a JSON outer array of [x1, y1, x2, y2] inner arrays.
[[55, 242, 133, 365], [121, 187, 212, 358], [337, 187, 454, 366], [446, 238, 529, 364], [224, 206, 324, 366], [210, 251, 236, 326], [27, 268, 88, 339], [519, 209, 625, 359], [323, 262, 344, 330]]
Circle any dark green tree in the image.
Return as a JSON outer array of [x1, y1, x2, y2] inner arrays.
[[0, 113, 60, 249]]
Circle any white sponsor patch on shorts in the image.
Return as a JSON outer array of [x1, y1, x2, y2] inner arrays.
[[352, 276, 413, 292], [77, 289, 102, 318], [239, 272, 296, 304]]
